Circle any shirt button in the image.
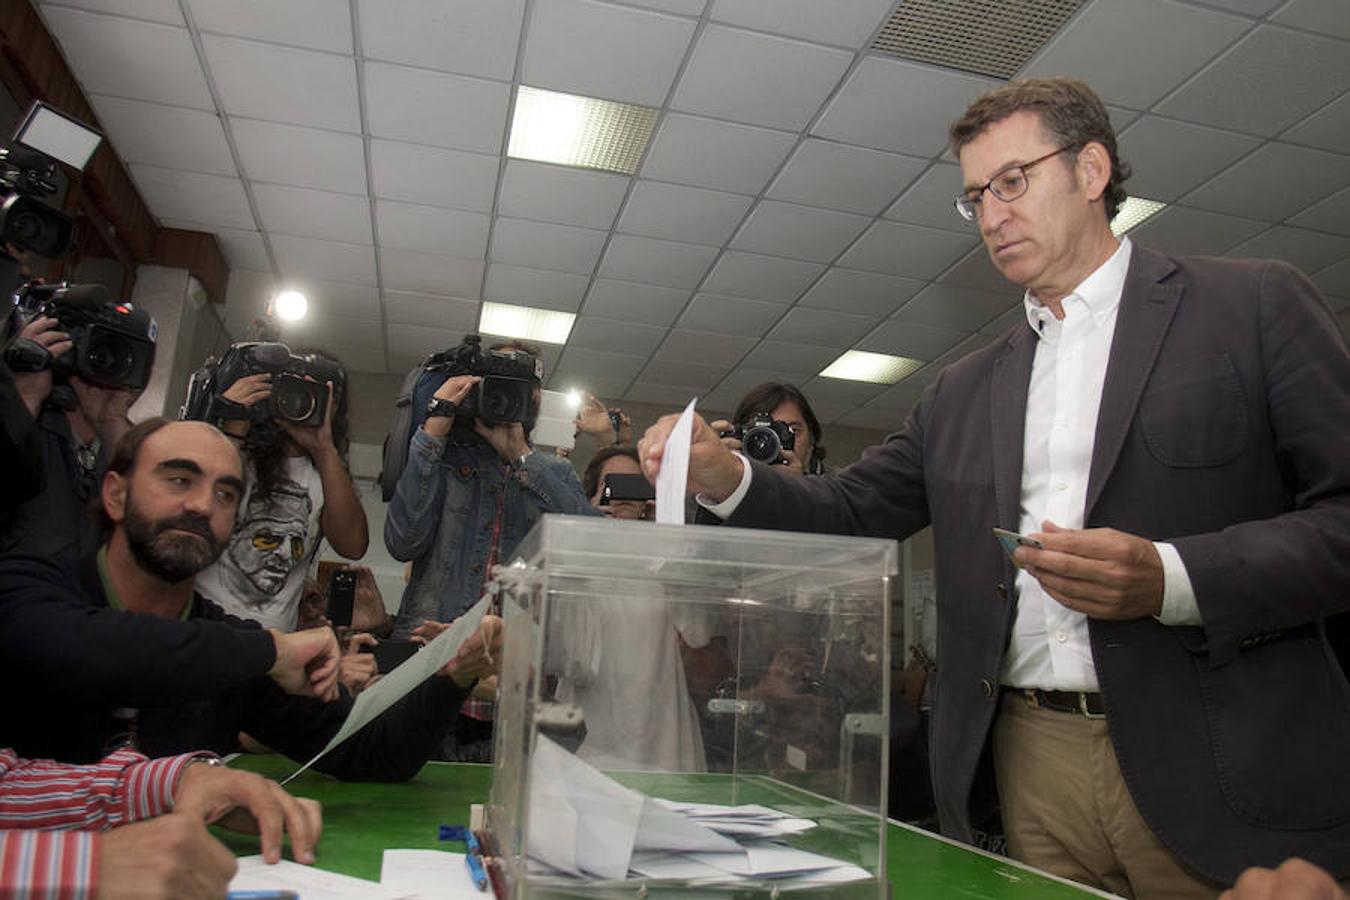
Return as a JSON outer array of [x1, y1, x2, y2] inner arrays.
[[980, 679, 994, 698], [1055, 630, 1068, 643]]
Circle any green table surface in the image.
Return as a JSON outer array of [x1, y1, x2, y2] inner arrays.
[[225, 755, 1105, 898]]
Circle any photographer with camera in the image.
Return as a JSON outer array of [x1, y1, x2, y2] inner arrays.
[[1, 305, 143, 566], [710, 382, 825, 477], [188, 345, 368, 632], [384, 336, 596, 760]]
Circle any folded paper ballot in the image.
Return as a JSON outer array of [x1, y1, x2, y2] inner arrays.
[[526, 735, 869, 886]]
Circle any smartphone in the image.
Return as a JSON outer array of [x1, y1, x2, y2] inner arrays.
[[327, 570, 357, 628], [992, 527, 1043, 568], [600, 473, 655, 504], [362, 639, 420, 673]]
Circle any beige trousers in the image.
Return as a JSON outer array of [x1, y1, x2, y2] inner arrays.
[[992, 691, 1220, 899]]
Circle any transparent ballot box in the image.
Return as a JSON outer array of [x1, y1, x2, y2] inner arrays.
[[486, 515, 897, 898]]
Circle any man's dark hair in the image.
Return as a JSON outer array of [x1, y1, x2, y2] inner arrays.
[[948, 76, 1131, 221], [734, 383, 822, 447], [582, 444, 640, 500], [106, 416, 172, 480], [489, 338, 542, 360]]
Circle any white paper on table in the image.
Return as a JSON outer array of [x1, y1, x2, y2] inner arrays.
[[281, 597, 491, 784], [229, 856, 409, 899], [654, 397, 697, 524], [528, 735, 644, 879], [379, 849, 479, 900]]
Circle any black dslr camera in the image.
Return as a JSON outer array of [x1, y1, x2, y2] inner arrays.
[[426, 334, 541, 425], [722, 414, 796, 466], [4, 282, 157, 392], [181, 342, 342, 428]]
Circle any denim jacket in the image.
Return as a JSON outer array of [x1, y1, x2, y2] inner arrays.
[[384, 426, 597, 637]]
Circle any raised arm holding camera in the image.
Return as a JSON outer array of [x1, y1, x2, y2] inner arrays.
[[184, 344, 368, 632]]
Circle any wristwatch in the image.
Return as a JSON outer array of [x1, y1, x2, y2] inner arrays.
[[426, 397, 459, 420]]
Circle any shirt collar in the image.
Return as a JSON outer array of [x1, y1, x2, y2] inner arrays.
[[1023, 237, 1133, 335]]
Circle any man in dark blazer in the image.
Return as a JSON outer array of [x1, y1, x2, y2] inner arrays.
[[639, 77, 1349, 896]]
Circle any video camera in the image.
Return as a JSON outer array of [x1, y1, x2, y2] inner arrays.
[[426, 334, 541, 425], [721, 414, 796, 466], [4, 282, 156, 392], [181, 341, 342, 428]]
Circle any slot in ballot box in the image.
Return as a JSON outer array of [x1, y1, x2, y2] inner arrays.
[[486, 515, 898, 898]]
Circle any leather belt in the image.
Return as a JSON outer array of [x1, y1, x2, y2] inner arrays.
[[1009, 688, 1106, 719]]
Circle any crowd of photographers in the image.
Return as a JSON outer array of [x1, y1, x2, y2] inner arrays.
[[0, 246, 843, 898]]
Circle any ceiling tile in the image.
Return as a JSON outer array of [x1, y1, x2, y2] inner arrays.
[[1189, 0, 1283, 14], [491, 218, 608, 275], [813, 57, 1000, 157], [359, 0, 524, 81], [730, 200, 871, 263], [128, 163, 254, 229], [272, 234, 377, 285], [388, 322, 468, 359], [1311, 258, 1350, 298], [672, 25, 853, 131], [161, 221, 270, 272], [547, 372, 632, 400], [637, 359, 727, 390], [285, 280, 381, 321], [625, 381, 704, 406], [883, 162, 965, 229], [838, 221, 978, 280], [1283, 93, 1350, 153], [1023, 0, 1248, 110], [766, 307, 876, 347], [740, 340, 839, 376], [799, 267, 925, 317], [894, 284, 1018, 332], [1127, 205, 1268, 257], [380, 248, 484, 296], [1226, 226, 1350, 274], [88, 94, 234, 175], [253, 184, 373, 244], [232, 118, 367, 194], [1181, 143, 1350, 222], [937, 246, 1013, 293], [677, 292, 782, 336], [655, 330, 756, 366], [799, 375, 888, 408], [376, 201, 490, 256], [365, 61, 510, 154], [1287, 184, 1350, 237], [1116, 117, 1261, 202], [203, 34, 360, 132], [187, 0, 352, 53], [42, 7, 212, 108], [701, 251, 823, 302], [1273, 0, 1350, 39], [618, 181, 753, 246], [523, 0, 696, 106], [598, 235, 719, 288], [383, 292, 481, 330], [861, 379, 927, 413], [370, 140, 498, 212], [568, 317, 668, 356], [555, 346, 649, 382], [858, 319, 967, 361], [709, 0, 893, 48], [929, 331, 995, 368], [583, 279, 689, 325], [700, 366, 792, 411], [641, 113, 797, 194], [482, 263, 590, 311], [768, 140, 926, 216], [499, 161, 630, 230], [1156, 26, 1350, 138], [41, 0, 184, 25], [309, 340, 387, 374], [612, 0, 705, 15], [835, 404, 908, 432]]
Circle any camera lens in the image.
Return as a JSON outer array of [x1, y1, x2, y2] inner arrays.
[[83, 332, 135, 383], [273, 381, 317, 422], [479, 378, 525, 422], [742, 426, 782, 463]]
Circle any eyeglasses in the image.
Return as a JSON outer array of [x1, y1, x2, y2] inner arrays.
[[953, 145, 1077, 222]]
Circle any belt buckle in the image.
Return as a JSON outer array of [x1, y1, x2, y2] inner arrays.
[[1078, 692, 1105, 720]]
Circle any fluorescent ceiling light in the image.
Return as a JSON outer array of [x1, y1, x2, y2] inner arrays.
[[479, 302, 575, 345], [820, 350, 925, 384], [508, 85, 657, 175], [1111, 196, 1167, 236]]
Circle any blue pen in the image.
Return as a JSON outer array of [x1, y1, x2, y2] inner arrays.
[[439, 824, 489, 892]]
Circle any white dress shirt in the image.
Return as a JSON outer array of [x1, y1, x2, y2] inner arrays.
[[704, 238, 1201, 692]]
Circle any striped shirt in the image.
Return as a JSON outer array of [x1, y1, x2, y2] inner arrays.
[[0, 747, 209, 899]]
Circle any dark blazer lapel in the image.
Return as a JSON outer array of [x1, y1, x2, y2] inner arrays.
[[990, 321, 1036, 530], [1085, 246, 1183, 519]]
